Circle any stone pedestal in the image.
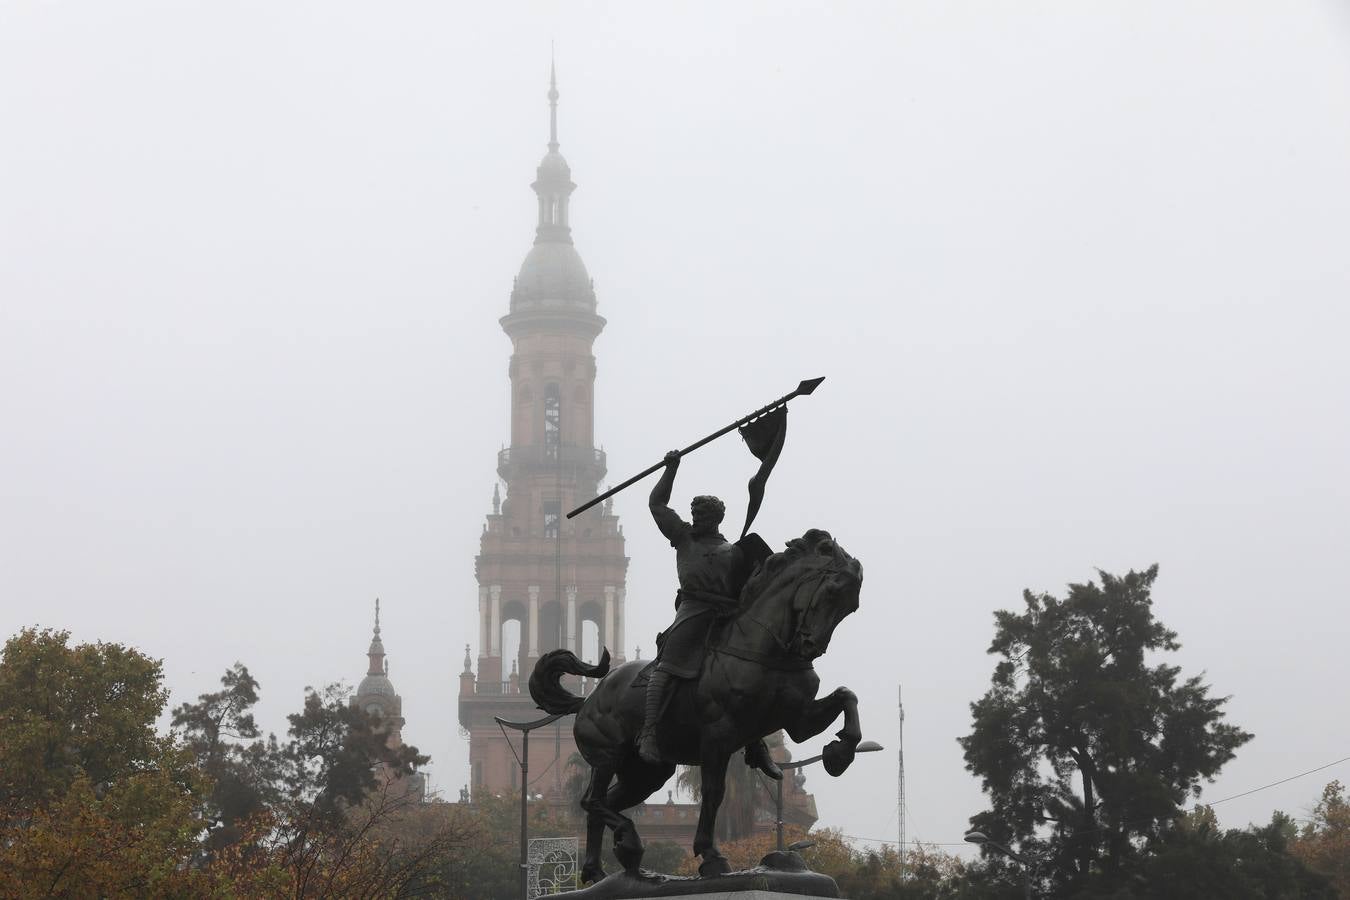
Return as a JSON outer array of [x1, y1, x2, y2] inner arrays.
[[546, 851, 842, 899], [638, 894, 838, 900]]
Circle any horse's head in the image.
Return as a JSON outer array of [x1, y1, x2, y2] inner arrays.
[[741, 528, 863, 661]]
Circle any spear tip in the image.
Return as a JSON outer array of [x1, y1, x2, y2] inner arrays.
[[797, 376, 826, 396]]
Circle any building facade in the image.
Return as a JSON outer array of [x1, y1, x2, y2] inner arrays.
[[458, 67, 628, 802]]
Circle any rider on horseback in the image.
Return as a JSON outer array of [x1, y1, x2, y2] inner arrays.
[[637, 450, 783, 781]]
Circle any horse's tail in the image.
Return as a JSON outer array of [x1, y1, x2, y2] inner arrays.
[[528, 648, 611, 715]]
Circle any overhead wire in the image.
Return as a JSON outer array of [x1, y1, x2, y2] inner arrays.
[[827, 752, 1349, 849]]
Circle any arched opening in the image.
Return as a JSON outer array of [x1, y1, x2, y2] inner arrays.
[[543, 383, 561, 459], [580, 600, 604, 663], [502, 601, 521, 696], [580, 619, 601, 664]]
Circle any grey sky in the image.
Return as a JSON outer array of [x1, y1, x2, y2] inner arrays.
[[2, 1, 1348, 856]]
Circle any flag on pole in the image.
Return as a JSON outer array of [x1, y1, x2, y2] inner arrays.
[[738, 405, 788, 538]]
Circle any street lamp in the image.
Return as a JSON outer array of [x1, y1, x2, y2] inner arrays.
[[496, 711, 569, 900], [771, 740, 884, 852], [965, 830, 1049, 900]]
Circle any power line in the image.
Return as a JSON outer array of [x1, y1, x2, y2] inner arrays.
[[1201, 755, 1350, 808], [831, 752, 1349, 850]]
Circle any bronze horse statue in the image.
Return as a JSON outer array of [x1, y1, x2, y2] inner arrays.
[[529, 528, 865, 883]]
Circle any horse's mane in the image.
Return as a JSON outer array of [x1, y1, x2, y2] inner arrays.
[[739, 528, 858, 607]]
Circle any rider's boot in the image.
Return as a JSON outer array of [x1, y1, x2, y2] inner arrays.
[[744, 737, 783, 780], [638, 670, 674, 765]]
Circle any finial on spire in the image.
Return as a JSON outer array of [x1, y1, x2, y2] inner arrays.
[[463, 643, 472, 674], [547, 51, 559, 152], [366, 599, 386, 675]]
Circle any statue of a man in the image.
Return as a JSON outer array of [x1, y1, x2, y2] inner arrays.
[[638, 450, 782, 780]]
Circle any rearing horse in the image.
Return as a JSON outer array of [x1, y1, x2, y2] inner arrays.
[[529, 528, 865, 882]]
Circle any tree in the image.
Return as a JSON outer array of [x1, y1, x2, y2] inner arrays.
[[0, 628, 171, 808], [1133, 806, 1335, 899], [0, 635, 461, 897], [1291, 781, 1350, 895], [959, 566, 1253, 894], [0, 629, 213, 897], [279, 683, 426, 822], [172, 662, 281, 854]]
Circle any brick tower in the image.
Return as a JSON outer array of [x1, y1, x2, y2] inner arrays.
[[458, 65, 628, 802]]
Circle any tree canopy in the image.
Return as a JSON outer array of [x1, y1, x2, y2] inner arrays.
[[959, 566, 1254, 894]]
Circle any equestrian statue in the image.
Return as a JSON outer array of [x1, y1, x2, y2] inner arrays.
[[529, 378, 868, 889]]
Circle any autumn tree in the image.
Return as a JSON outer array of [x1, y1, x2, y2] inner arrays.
[[0, 629, 212, 896], [1291, 780, 1350, 895], [959, 566, 1253, 895]]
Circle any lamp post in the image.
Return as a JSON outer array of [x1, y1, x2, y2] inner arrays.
[[964, 830, 1049, 900], [496, 711, 569, 900], [771, 740, 884, 852]]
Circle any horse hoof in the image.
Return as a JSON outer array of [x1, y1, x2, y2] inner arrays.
[[698, 854, 731, 878], [822, 739, 856, 776], [612, 824, 645, 873], [580, 862, 606, 885]]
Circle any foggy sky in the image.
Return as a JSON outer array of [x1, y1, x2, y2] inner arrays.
[[3, 1, 1349, 857]]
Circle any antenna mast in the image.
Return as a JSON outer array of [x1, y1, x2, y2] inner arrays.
[[898, 683, 906, 880]]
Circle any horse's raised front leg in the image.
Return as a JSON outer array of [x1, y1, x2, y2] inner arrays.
[[692, 750, 732, 877], [785, 686, 862, 776]]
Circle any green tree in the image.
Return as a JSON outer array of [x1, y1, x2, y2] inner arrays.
[[172, 662, 282, 853], [0, 628, 171, 808], [1133, 806, 1335, 899], [958, 566, 1253, 895], [279, 682, 426, 822]]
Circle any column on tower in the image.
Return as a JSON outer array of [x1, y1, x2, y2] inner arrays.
[[616, 587, 626, 660], [527, 584, 540, 659], [603, 585, 616, 654], [565, 586, 578, 653], [489, 585, 502, 658], [477, 585, 488, 655]]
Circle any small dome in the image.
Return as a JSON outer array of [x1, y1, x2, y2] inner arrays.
[[514, 242, 594, 306], [538, 149, 570, 175], [358, 673, 397, 698]]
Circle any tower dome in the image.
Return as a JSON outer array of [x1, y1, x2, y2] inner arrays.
[[506, 61, 600, 320], [513, 243, 594, 308], [353, 599, 402, 718]]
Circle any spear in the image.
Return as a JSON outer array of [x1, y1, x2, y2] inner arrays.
[[566, 377, 825, 519]]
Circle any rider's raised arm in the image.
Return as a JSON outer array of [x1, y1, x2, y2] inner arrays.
[[649, 450, 688, 545]]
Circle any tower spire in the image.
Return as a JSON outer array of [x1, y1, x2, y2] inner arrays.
[[367, 597, 385, 676], [548, 55, 559, 152]]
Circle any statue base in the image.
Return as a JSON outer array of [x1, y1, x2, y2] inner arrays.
[[548, 851, 840, 899]]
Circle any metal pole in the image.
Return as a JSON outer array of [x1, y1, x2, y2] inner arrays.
[[496, 712, 567, 900], [776, 776, 785, 852], [520, 727, 529, 900]]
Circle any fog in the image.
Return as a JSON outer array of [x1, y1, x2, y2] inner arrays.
[[3, 1, 1349, 856]]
